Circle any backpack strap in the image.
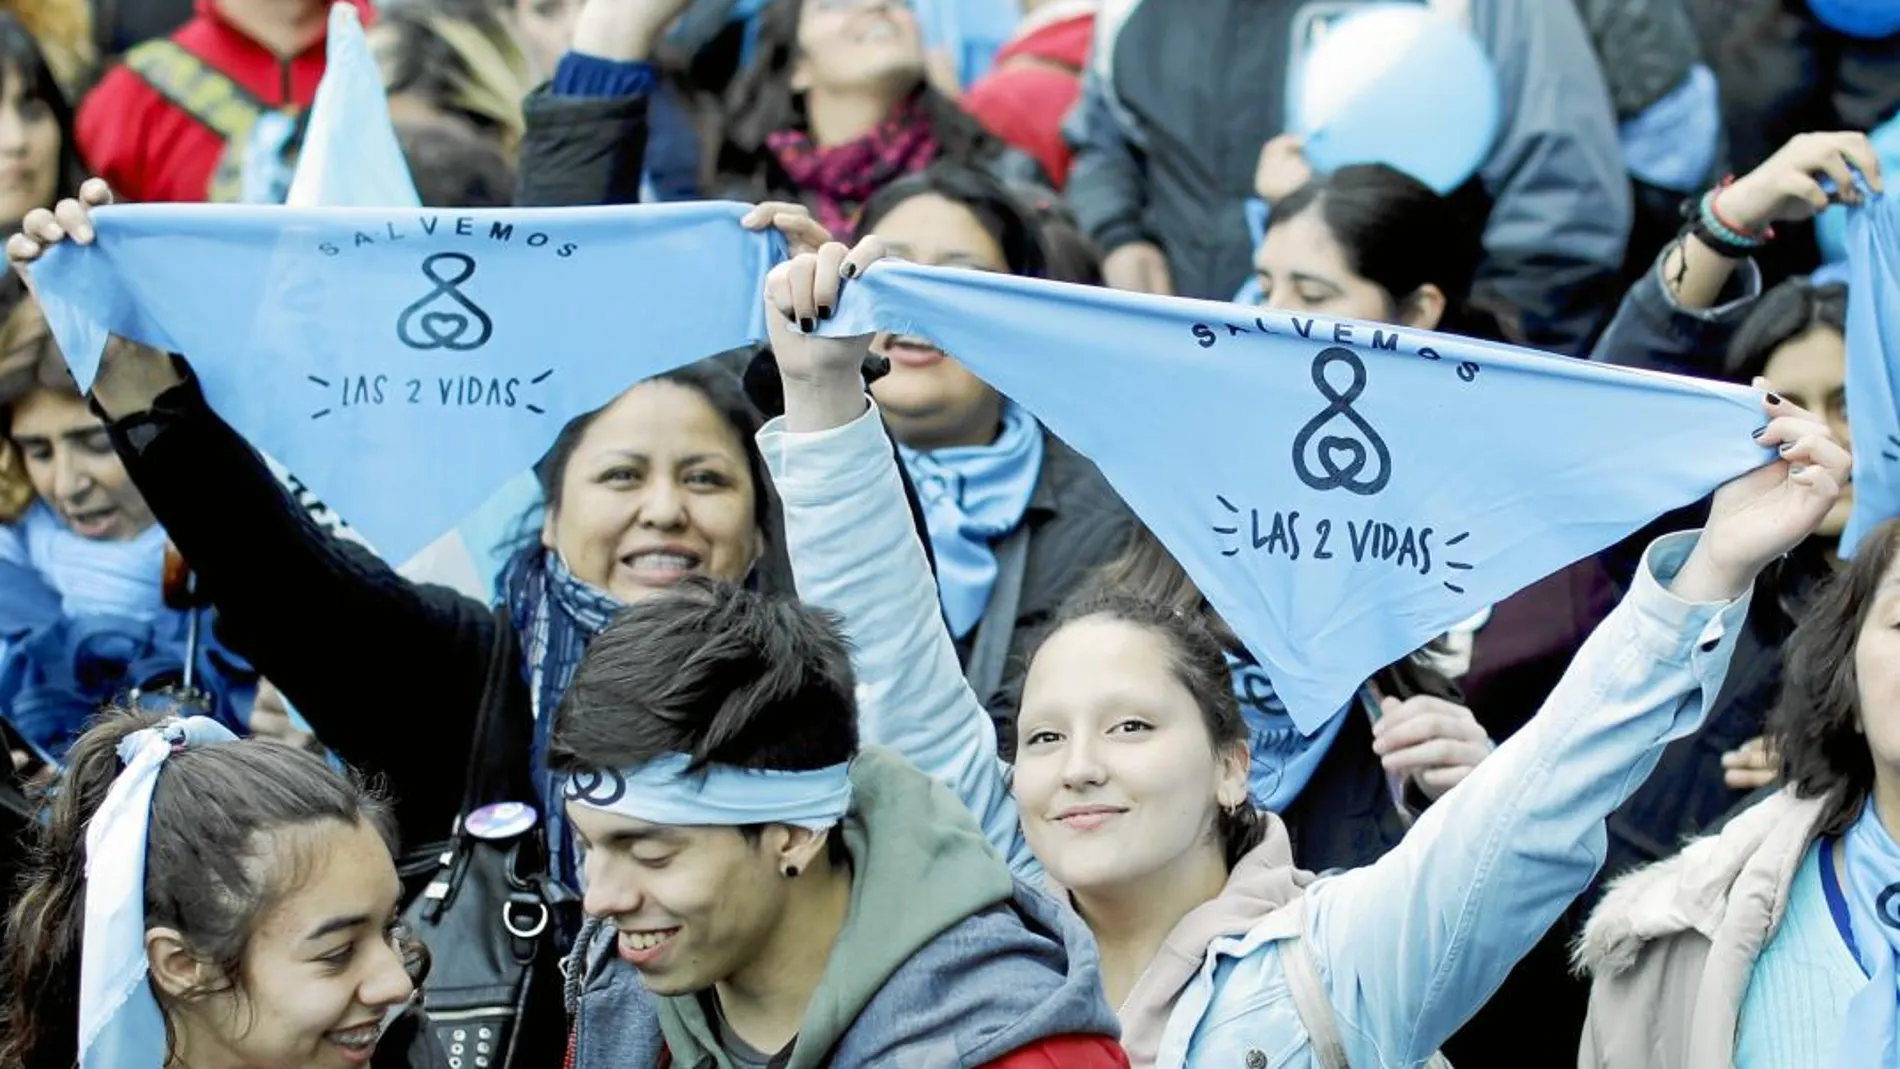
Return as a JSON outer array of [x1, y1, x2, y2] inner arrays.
[[963, 521, 1031, 706], [1269, 894, 1455, 1069], [120, 39, 269, 201]]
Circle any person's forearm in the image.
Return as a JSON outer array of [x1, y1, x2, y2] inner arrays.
[[1665, 534, 1755, 603], [762, 402, 1038, 879], [1657, 233, 1741, 312], [90, 336, 185, 421], [1311, 531, 1745, 1066], [780, 374, 870, 434], [569, 1, 670, 62]]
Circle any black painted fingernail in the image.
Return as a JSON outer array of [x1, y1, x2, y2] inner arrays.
[[817, 304, 833, 320], [1778, 441, 1794, 454], [1751, 424, 1768, 439], [1766, 392, 1784, 405], [840, 262, 859, 279], [798, 317, 814, 333]]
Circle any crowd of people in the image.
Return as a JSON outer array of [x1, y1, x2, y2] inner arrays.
[[0, 0, 1896, 1067]]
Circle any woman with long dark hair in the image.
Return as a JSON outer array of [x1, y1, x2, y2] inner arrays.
[[1579, 518, 1900, 1068], [0, 12, 87, 232], [709, 0, 1039, 237], [753, 233, 1848, 1068]]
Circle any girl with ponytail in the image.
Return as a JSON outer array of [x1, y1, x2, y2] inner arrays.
[[1, 710, 432, 1069]]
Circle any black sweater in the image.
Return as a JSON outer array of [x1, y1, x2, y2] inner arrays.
[[106, 373, 529, 849]]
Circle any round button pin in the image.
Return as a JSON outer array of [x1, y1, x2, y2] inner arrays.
[[465, 802, 537, 841]]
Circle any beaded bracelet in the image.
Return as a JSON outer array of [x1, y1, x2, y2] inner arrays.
[[1680, 177, 1775, 260]]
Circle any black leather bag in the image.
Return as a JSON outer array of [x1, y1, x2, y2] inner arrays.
[[398, 624, 573, 1069]]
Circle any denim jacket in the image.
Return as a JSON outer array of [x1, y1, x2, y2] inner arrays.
[[761, 401, 1747, 1069]]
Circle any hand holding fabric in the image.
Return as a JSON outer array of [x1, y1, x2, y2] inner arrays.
[[7, 177, 111, 301], [1672, 388, 1851, 602], [1718, 131, 1885, 229], [1371, 694, 1494, 802], [741, 201, 833, 258], [6, 181, 181, 420], [763, 237, 889, 433]]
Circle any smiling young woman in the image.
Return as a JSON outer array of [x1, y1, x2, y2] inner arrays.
[[758, 233, 1850, 1069], [1, 711, 435, 1069]]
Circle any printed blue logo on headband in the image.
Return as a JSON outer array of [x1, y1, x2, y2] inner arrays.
[[562, 753, 854, 832]]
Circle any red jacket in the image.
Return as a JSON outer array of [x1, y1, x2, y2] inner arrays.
[[961, 2, 1095, 189], [639, 1033, 1129, 1068], [76, 0, 373, 203], [981, 1034, 1131, 1068]]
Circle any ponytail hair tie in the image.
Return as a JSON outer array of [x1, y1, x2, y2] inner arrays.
[[81, 717, 238, 1069]]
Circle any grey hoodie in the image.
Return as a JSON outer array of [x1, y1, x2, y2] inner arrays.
[[561, 746, 1123, 1069]]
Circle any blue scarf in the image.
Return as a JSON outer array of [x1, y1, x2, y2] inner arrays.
[[1838, 189, 1900, 558], [818, 260, 1772, 730], [1837, 800, 1900, 1067], [897, 401, 1045, 638], [30, 203, 785, 566], [4, 503, 169, 620], [502, 547, 622, 887], [0, 506, 253, 763], [1227, 649, 1349, 812]]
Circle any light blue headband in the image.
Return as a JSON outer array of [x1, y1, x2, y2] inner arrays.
[[80, 716, 239, 1069], [562, 752, 854, 831]]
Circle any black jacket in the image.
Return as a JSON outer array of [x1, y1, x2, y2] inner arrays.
[[105, 374, 529, 852], [514, 86, 653, 209], [1064, 0, 1633, 353]]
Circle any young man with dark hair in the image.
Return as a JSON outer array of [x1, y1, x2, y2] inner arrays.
[[550, 579, 1127, 1069]]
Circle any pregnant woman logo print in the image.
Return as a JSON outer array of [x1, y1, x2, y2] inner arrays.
[[397, 252, 495, 352], [1291, 346, 1391, 496]]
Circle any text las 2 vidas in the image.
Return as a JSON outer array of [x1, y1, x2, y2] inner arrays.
[[28, 201, 783, 563], [309, 214, 579, 417], [1199, 316, 1477, 588]]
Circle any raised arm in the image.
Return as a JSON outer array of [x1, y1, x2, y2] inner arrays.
[[1306, 395, 1852, 1067], [754, 239, 1039, 879], [8, 185, 499, 843], [512, 0, 690, 207], [1591, 132, 1885, 376]]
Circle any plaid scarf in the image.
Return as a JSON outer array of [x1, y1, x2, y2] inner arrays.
[[503, 548, 622, 888], [767, 93, 941, 239]]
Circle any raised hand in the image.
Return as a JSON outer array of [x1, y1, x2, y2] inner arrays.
[[741, 202, 834, 258], [6, 177, 111, 299], [762, 237, 890, 433], [1670, 387, 1852, 603], [1717, 131, 1885, 229], [6, 178, 182, 418], [1254, 134, 1314, 205], [570, 0, 698, 61], [1101, 241, 1173, 296], [1372, 695, 1495, 802]]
